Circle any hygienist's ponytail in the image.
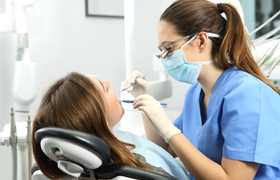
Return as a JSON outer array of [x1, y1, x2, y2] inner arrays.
[[218, 3, 280, 94]]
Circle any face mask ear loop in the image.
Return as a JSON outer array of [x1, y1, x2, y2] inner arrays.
[[180, 33, 219, 51], [180, 34, 198, 62], [197, 59, 218, 65]]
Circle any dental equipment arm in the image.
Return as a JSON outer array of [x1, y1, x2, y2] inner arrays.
[[253, 26, 280, 46], [266, 55, 280, 78], [258, 43, 279, 67], [264, 34, 280, 42], [249, 10, 280, 36]]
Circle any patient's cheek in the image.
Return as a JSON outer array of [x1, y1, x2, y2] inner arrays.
[[106, 101, 123, 127]]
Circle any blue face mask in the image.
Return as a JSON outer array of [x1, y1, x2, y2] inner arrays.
[[160, 33, 218, 84]]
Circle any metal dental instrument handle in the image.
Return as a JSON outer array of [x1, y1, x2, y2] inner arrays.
[[119, 75, 145, 92], [266, 55, 280, 78], [258, 43, 279, 67], [119, 69, 151, 93]]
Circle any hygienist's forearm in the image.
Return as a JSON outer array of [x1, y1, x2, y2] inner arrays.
[[141, 113, 176, 156], [169, 133, 228, 180], [141, 112, 166, 146], [168, 133, 258, 180]]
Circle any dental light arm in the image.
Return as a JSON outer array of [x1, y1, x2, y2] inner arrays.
[[13, 0, 37, 122], [14, 0, 34, 61]]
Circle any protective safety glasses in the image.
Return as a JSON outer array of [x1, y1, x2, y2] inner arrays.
[[156, 33, 197, 59]]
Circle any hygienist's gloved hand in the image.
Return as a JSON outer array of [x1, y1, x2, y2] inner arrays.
[[123, 71, 151, 98], [133, 94, 181, 143]]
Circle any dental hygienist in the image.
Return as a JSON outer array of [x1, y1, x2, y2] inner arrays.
[[123, 1, 280, 179]]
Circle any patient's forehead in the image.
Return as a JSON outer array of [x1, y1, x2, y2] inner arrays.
[[86, 75, 104, 92]]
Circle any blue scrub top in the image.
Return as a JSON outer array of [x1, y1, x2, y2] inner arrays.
[[173, 67, 280, 180]]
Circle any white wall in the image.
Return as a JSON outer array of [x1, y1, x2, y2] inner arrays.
[[0, 0, 188, 179], [26, 0, 126, 112], [26, 0, 187, 118]]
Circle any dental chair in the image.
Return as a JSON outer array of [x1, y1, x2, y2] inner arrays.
[[31, 127, 177, 180]]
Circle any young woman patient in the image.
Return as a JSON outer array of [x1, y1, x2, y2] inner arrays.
[[32, 72, 188, 180]]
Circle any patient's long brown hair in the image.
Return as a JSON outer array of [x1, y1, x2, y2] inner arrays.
[[160, 0, 280, 94], [32, 72, 147, 179]]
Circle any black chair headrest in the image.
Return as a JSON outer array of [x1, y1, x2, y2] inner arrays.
[[35, 127, 111, 164]]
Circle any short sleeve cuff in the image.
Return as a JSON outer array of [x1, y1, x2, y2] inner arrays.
[[223, 149, 280, 168]]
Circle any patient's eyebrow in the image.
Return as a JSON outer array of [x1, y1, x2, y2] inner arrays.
[[96, 78, 105, 92]]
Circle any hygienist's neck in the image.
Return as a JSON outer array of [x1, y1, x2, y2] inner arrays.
[[198, 63, 224, 97]]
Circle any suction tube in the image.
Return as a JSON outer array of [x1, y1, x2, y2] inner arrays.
[[27, 115, 32, 180], [10, 107, 17, 180]]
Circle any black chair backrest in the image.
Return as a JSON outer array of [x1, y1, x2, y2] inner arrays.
[[34, 127, 178, 180]]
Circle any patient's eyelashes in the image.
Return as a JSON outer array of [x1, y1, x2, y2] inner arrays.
[[105, 85, 109, 92]]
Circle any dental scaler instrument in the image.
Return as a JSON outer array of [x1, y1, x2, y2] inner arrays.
[[266, 55, 280, 78], [258, 43, 279, 67], [122, 100, 167, 106], [119, 69, 151, 93]]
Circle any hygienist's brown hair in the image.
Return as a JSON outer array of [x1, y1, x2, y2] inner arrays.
[[32, 72, 147, 179], [160, 0, 280, 94]]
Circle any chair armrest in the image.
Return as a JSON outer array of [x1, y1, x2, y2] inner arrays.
[[31, 163, 39, 176]]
